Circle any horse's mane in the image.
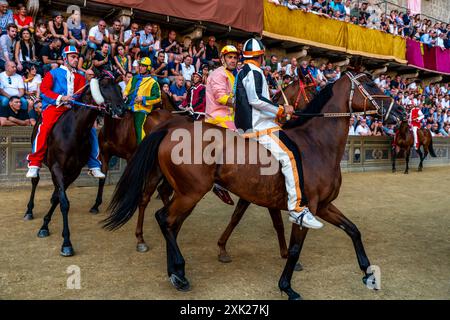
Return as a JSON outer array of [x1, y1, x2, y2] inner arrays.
[[283, 82, 335, 129]]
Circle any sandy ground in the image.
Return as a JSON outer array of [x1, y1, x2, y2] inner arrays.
[[0, 167, 449, 300]]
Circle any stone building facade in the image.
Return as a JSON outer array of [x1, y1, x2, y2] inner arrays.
[[372, 0, 450, 23]]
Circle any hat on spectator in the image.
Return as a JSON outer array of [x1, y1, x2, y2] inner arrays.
[[242, 38, 265, 58], [0, 0, 9, 5], [192, 71, 202, 78], [52, 11, 62, 19]]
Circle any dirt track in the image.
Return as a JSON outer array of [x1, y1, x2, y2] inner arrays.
[[1, 167, 449, 300]]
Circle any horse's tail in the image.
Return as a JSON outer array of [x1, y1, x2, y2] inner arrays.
[[103, 129, 168, 231], [428, 133, 437, 158]]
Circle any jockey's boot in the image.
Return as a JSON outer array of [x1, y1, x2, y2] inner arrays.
[[289, 207, 323, 229], [26, 167, 40, 178], [88, 168, 106, 179]]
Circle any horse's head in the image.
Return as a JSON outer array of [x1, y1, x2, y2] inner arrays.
[[89, 70, 126, 116], [343, 71, 406, 124]]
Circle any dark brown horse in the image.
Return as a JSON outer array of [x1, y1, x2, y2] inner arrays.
[[103, 72, 405, 299], [24, 72, 126, 256], [89, 92, 174, 215], [91, 79, 316, 262], [217, 78, 317, 264], [392, 120, 436, 174]]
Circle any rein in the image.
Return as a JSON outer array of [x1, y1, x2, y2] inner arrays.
[[292, 72, 393, 120], [58, 70, 115, 113]]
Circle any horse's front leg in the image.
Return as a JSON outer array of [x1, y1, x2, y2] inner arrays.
[[90, 151, 109, 214], [24, 176, 40, 220], [417, 148, 424, 172], [404, 147, 411, 174], [391, 147, 397, 173], [51, 164, 74, 257], [317, 203, 378, 288], [278, 224, 309, 300]]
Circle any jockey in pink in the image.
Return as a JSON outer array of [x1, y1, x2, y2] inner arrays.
[[205, 45, 238, 130]]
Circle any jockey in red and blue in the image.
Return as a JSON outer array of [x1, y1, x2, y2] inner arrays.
[[26, 46, 105, 178]]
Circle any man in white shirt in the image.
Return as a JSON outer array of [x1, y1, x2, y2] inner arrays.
[[88, 19, 109, 51], [124, 22, 140, 58], [181, 55, 195, 83], [348, 116, 357, 135], [0, 60, 27, 110], [285, 57, 298, 77], [441, 95, 450, 109], [436, 33, 446, 49], [138, 23, 154, 60], [355, 118, 372, 136], [408, 81, 417, 91], [118, 71, 133, 94]]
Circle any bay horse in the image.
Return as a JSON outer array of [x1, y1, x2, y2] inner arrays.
[[91, 77, 316, 264], [392, 120, 436, 174], [217, 78, 317, 264], [89, 92, 174, 215], [24, 71, 126, 256], [103, 72, 405, 299]]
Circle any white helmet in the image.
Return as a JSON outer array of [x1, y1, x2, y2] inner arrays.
[[242, 38, 265, 58]]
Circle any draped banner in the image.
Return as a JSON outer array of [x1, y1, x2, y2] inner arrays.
[[92, 0, 263, 33], [263, 1, 406, 63], [406, 39, 450, 75]]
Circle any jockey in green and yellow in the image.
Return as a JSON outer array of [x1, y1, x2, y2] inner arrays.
[[123, 57, 161, 144]]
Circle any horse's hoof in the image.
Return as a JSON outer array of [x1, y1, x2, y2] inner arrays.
[[60, 246, 74, 257], [391, 169, 396, 173], [136, 243, 149, 253], [288, 292, 302, 300], [294, 262, 303, 272], [89, 207, 99, 214], [404, 171, 409, 174], [23, 213, 34, 221], [362, 273, 379, 290], [218, 253, 232, 263], [169, 274, 191, 292], [418, 167, 422, 172], [37, 229, 50, 238]]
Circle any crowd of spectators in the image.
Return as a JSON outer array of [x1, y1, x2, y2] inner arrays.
[[0, 1, 229, 127], [259, 52, 450, 138], [269, 0, 450, 49], [1, 0, 450, 141]]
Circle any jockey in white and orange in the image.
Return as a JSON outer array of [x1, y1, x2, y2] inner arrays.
[[409, 105, 424, 150], [234, 38, 323, 229], [205, 45, 238, 130]]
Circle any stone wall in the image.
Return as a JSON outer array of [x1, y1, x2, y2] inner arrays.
[[2, 127, 450, 187]]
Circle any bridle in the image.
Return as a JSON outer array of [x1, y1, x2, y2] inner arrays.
[[346, 71, 395, 121], [293, 78, 316, 109], [292, 72, 395, 120], [61, 70, 115, 113]]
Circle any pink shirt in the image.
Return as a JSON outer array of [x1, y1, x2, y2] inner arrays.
[[205, 66, 236, 130]]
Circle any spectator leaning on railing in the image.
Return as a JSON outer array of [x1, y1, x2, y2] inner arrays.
[[0, 95, 31, 126], [0, 60, 27, 111]]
